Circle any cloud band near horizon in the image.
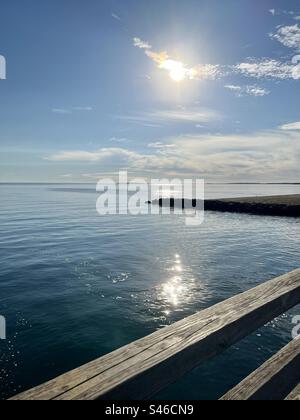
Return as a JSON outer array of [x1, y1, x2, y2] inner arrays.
[[45, 123, 300, 181]]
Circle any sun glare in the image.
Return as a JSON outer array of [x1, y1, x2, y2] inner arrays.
[[170, 67, 186, 82], [159, 59, 187, 82]]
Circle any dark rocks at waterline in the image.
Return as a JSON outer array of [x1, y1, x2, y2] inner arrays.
[[206, 200, 300, 217], [153, 198, 203, 209], [152, 195, 300, 217]]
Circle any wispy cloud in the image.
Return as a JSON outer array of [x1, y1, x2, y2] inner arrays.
[[148, 142, 176, 150], [280, 121, 300, 130], [116, 114, 163, 128], [133, 37, 152, 50], [270, 24, 300, 50], [149, 108, 220, 123], [225, 84, 270, 97], [46, 148, 140, 163], [269, 9, 298, 17], [52, 108, 72, 114], [60, 172, 119, 180], [52, 106, 93, 114], [169, 129, 300, 179], [235, 59, 300, 80], [111, 13, 121, 21], [46, 127, 300, 181], [60, 174, 74, 178], [133, 37, 222, 81], [73, 107, 93, 111], [118, 107, 220, 126], [109, 137, 129, 143], [133, 35, 300, 85]]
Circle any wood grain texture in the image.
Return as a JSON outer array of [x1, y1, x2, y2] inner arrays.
[[221, 337, 300, 400], [10, 269, 300, 400], [285, 383, 300, 400]]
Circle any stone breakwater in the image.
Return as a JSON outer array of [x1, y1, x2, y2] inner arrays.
[[152, 195, 300, 217]]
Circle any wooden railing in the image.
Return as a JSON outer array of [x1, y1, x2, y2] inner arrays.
[[11, 269, 300, 400], [221, 336, 300, 400]]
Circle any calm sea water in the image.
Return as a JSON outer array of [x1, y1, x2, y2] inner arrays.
[[0, 183, 300, 400]]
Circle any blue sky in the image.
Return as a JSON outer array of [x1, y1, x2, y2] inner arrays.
[[0, 0, 300, 182]]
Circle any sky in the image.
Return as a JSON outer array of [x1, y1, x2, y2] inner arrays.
[[0, 0, 300, 182]]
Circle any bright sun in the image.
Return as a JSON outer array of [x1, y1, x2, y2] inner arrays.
[[159, 59, 187, 82], [170, 66, 186, 82]]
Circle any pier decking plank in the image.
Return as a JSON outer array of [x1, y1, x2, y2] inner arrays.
[[221, 337, 300, 400], [11, 269, 300, 400]]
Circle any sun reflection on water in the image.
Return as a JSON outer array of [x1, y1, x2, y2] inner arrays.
[[160, 254, 196, 313], [162, 276, 184, 306]]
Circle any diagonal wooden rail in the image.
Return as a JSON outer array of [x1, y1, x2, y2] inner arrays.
[[11, 269, 300, 400], [221, 336, 300, 400], [286, 383, 300, 400]]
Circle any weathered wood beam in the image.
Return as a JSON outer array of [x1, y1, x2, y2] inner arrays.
[[285, 383, 300, 401], [221, 337, 300, 400], [11, 269, 300, 400]]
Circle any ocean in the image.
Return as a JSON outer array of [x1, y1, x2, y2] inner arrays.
[[0, 183, 300, 400]]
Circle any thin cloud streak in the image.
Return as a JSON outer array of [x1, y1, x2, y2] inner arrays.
[[111, 13, 121, 21], [52, 108, 72, 114], [52, 107, 93, 114], [117, 107, 221, 126], [225, 84, 270, 97]]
